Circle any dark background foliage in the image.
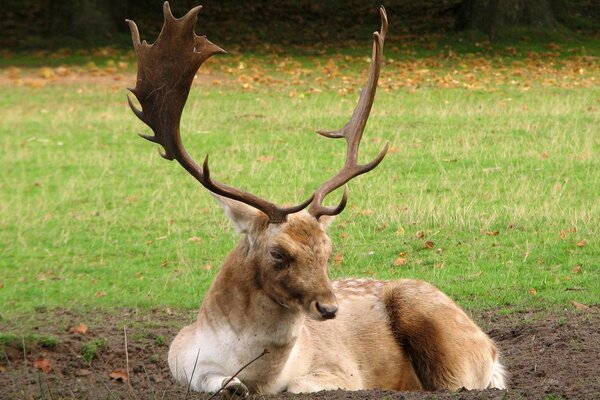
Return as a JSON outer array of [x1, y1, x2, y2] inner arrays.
[[2, 0, 599, 49]]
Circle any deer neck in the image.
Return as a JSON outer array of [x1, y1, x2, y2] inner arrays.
[[199, 239, 305, 351]]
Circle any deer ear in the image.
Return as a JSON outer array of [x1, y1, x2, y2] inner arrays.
[[319, 215, 336, 230], [212, 194, 267, 235]]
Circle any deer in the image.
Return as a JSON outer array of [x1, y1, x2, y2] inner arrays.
[[126, 2, 507, 398]]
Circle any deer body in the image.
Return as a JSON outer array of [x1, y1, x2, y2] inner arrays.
[[167, 210, 505, 396], [126, 3, 507, 397]]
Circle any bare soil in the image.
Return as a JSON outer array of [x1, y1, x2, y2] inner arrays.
[[1, 307, 599, 399]]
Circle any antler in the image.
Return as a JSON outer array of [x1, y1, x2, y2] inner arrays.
[[126, 2, 312, 224], [307, 6, 389, 220]]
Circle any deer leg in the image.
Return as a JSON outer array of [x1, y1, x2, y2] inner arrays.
[[383, 280, 504, 391], [286, 370, 356, 393], [197, 374, 249, 399]]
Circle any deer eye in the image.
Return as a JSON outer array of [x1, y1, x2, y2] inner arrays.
[[269, 248, 289, 268]]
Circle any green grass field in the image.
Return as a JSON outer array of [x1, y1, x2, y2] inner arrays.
[[1, 40, 599, 326]]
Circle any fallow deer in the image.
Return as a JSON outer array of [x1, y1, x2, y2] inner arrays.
[[126, 2, 507, 397]]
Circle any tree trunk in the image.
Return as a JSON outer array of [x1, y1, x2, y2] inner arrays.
[[458, 0, 558, 39]]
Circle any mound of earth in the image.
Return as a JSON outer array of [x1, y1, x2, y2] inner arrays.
[[1, 307, 598, 399]]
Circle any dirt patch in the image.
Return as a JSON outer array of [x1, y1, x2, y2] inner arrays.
[[1, 307, 599, 399]]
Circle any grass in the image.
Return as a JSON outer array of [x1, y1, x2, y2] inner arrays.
[[0, 39, 598, 326], [0, 333, 60, 355], [81, 339, 107, 362]]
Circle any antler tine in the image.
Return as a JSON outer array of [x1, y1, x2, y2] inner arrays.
[[308, 6, 389, 220], [127, 2, 312, 224]]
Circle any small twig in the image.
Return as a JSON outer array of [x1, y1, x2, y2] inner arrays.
[[21, 335, 27, 364], [36, 371, 46, 400], [141, 363, 159, 400], [46, 375, 57, 400], [207, 349, 270, 400], [124, 326, 132, 391], [184, 345, 203, 399]]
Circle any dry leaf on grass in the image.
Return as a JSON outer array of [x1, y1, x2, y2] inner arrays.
[[424, 241, 434, 249], [571, 301, 589, 310], [393, 257, 407, 266], [333, 253, 344, 266], [529, 288, 537, 295], [576, 239, 587, 247], [257, 155, 275, 162]]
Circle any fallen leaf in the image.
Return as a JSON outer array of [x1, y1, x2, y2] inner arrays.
[[109, 369, 129, 382], [333, 253, 344, 266], [201, 263, 212, 271], [257, 155, 275, 162], [0, 282, 3, 289], [95, 291, 106, 297], [571, 301, 589, 310], [38, 67, 55, 79], [540, 151, 549, 160], [416, 231, 425, 239], [55, 66, 69, 77], [529, 288, 537, 295], [188, 236, 202, 243], [0, 365, 6, 373], [33, 358, 52, 374], [424, 241, 434, 249], [70, 323, 88, 335], [571, 265, 582, 274], [486, 231, 499, 236], [76, 368, 92, 377], [576, 239, 587, 247], [393, 257, 407, 266]]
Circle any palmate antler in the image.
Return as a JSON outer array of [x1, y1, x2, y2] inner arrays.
[[127, 2, 387, 224], [308, 7, 388, 219]]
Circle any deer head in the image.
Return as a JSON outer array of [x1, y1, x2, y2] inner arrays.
[[127, 2, 387, 321]]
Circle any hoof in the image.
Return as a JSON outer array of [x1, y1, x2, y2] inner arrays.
[[222, 380, 249, 399]]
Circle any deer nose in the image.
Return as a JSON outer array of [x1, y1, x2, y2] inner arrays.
[[316, 302, 338, 319]]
